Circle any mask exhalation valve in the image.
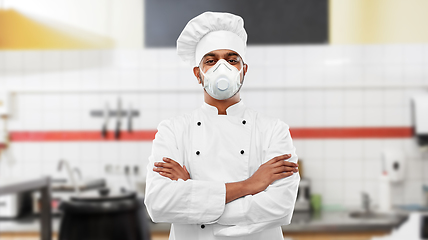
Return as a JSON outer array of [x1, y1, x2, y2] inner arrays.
[[217, 79, 229, 91]]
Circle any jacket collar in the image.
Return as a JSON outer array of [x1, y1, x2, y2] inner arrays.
[[201, 100, 246, 117]]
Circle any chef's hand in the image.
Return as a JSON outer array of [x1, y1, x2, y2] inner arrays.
[[153, 157, 190, 181], [245, 154, 298, 195]]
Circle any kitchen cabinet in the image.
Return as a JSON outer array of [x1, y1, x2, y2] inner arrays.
[[0, 210, 406, 240], [0, 233, 57, 240], [81, 232, 386, 240], [148, 232, 388, 240], [283, 231, 388, 240], [0, 229, 389, 240], [0, 233, 168, 240], [151, 233, 169, 240]]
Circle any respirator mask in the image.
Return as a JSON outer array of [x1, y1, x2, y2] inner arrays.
[[199, 59, 243, 100]]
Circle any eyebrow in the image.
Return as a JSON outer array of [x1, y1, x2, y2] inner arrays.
[[202, 52, 240, 59], [203, 53, 216, 58]]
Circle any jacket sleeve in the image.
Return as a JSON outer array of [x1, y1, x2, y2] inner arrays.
[[213, 120, 300, 236], [144, 119, 226, 224]]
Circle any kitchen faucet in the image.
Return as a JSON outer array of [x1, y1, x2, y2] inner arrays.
[[73, 167, 82, 181], [58, 159, 80, 194], [73, 167, 83, 188]]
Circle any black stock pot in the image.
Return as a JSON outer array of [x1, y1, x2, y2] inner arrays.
[[58, 188, 149, 240]]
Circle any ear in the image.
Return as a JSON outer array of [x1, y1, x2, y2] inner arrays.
[[243, 63, 248, 76], [193, 67, 202, 84]]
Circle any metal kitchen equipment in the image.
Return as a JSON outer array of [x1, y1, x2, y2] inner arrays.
[[0, 193, 22, 218], [295, 179, 311, 212], [0, 191, 32, 218], [424, 185, 428, 207], [57, 159, 79, 194], [422, 212, 428, 240], [115, 97, 122, 140], [59, 188, 149, 240], [0, 177, 52, 240], [294, 159, 311, 212], [102, 102, 110, 138], [412, 96, 428, 151], [128, 104, 133, 132]]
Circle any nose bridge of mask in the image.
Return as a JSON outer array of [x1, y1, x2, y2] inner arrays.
[[200, 59, 241, 77], [214, 59, 232, 72]]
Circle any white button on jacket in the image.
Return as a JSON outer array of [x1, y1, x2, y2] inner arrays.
[[145, 101, 300, 240]]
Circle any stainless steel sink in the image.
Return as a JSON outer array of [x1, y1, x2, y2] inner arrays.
[[349, 211, 400, 219]]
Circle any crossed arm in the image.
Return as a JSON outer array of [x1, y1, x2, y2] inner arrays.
[[153, 154, 298, 203], [145, 119, 300, 235]]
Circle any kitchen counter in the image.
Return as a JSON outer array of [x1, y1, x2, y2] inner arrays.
[[0, 210, 408, 234], [148, 210, 408, 234], [0, 215, 60, 233], [0, 177, 50, 195], [282, 210, 408, 233]]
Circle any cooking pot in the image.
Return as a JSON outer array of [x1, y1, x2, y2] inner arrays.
[[59, 188, 149, 240]]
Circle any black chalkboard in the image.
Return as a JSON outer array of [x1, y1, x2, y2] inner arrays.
[[145, 0, 328, 47]]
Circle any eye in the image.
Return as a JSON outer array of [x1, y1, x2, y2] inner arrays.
[[205, 59, 216, 65], [228, 59, 239, 65]]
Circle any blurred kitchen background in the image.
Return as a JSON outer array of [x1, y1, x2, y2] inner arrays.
[[1, 0, 428, 240]]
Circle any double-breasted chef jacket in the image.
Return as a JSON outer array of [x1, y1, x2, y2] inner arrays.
[[145, 100, 300, 240]]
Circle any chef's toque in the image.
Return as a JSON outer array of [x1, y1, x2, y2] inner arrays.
[[177, 12, 247, 67]]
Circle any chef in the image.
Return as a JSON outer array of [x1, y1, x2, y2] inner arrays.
[[144, 12, 300, 240]]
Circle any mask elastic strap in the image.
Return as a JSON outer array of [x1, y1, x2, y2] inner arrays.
[[199, 67, 206, 87]]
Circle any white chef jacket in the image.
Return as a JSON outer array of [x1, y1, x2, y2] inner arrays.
[[145, 101, 300, 240]]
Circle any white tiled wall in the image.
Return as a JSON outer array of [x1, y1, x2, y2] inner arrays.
[[1, 44, 428, 209]]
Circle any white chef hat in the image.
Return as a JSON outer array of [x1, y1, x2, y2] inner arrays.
[[177, 12, 247, 67]]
